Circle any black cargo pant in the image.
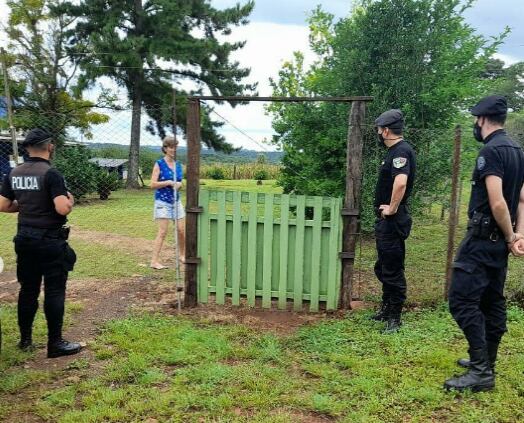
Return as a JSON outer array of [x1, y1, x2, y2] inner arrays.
[[14, 229, 76, 344], [449, 234, 508, 350], [374, 206, 412, 307]]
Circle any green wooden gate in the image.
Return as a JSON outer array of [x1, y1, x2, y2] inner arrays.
[[197, 190, 343, 311]]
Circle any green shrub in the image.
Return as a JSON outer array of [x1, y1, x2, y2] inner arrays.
[[253, 168, 269, 184], [96, 170, 121, 200], [208, 166, 226, 180], [53, 145, 98, 199]]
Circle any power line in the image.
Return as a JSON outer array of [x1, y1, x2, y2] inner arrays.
[[203, 103, 271, 153]]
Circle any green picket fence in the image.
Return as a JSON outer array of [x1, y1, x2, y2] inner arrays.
[[197, 190, 343, 311]]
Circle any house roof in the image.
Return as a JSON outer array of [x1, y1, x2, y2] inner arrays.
[[89, 158, 128, 168], [0, 133, 26, 143]]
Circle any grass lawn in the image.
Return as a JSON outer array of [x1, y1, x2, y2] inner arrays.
[[1, 306, 523, 422]]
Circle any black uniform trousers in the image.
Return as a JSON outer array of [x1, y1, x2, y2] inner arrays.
[[14, 232, 72, 344], [449, 234, 508, 350], [374, 206, 412, 307]]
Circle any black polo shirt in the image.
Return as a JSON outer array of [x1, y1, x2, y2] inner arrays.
[[374, 140, 416, 208], [0, 157, 68, 228], [468, 129, 524, 221]]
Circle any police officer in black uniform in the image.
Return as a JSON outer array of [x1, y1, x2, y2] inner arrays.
[[0, 128, 82, 358], [444, 95, 524, 392], [372, 109, 416, 333]]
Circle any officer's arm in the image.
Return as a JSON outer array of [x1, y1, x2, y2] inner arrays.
[[516, 183, 524, 234], [388, 174, 408, 213], [54, 195, 74, 216], [0, 195, 19, 213], [485, 175, 516, 242]]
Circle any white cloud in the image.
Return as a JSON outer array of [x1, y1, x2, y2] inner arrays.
[[493, 53, 521, 66], [209, 22, 314, 151]]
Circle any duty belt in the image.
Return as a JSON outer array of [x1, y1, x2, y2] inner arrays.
[[17, 225, 70, 240], [467, 211, 502, 242]]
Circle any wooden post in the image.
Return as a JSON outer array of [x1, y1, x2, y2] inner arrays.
[[172, 89, 177, 143], [1, 47, 19, 165], [340, 101, 366, 310], [184, 99, 201, 307], [444, 125, 462, 300]]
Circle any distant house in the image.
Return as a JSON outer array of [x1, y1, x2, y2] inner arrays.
[[89, 158, 128, 180], [0, 132, 26, 180]]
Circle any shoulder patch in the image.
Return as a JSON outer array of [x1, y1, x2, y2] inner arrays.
[[392, 157, 407, 169], [477, 156, 486, 171]]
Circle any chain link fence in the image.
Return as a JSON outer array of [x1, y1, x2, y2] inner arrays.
[[1, 105, 523, 308]]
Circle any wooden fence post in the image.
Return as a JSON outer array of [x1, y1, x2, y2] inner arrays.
[[184, 99, 201, 307], [340, 101, 366, 310], [444, 125, 462, 300]]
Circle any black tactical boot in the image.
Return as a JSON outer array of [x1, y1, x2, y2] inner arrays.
[[47, 339, 82, 358], [17, 337, 36, 352], [457, 342, 499, 372], [371, 302, 390, 322], [444, 348, 495, 392], [17, 329, 36, 352], [383, 304, 402, 333]]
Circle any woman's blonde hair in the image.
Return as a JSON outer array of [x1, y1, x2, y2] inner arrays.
[[162, 135, 178, 153]]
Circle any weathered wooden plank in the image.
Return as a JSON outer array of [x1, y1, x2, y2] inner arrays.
[[231, 191, 242, 306], [262, 194, 274, 308]]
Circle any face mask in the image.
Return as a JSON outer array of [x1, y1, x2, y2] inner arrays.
[[377, 132, 385, 146], [473, 121, 483, 143]]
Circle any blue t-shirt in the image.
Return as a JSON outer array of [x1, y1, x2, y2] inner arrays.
[[154, 158, 183, 203]]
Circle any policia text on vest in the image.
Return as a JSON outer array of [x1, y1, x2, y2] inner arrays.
[[11, 176, 42, 191]]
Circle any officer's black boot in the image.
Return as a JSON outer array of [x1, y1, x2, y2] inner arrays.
[[444, 348, 495, 392], [17, 329, 35, 352], [17, 336, 35, 352], [383, 304, 402, 333], [371, 301, 390, 322], [47, 339, 82, 358], [457, 341, 499, 372]]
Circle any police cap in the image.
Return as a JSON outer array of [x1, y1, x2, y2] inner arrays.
[[470, 95, 507, 117], [22, 128, 53, 147], [374, 109, 404, 131]]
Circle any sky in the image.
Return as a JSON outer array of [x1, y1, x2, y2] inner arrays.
[[0, 0, 522, 151]]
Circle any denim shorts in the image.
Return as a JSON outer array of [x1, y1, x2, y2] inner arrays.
[[153, 200, 186, 220]]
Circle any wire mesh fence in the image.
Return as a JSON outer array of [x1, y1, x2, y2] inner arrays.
[[1, 105, 523, 308]]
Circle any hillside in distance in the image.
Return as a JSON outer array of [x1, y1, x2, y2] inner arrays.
[[85, 143, 283, 164]]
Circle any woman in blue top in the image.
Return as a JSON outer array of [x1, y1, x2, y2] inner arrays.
[[150, 136, 185, 269]]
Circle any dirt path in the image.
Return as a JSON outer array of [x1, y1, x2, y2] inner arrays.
[[0, 227, 368, 422], [71, 228, 156, 260]]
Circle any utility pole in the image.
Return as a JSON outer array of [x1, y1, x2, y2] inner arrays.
[[0, 47, 19, 166]]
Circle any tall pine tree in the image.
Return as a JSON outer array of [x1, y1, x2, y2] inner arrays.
[[58, 0, 256, 187]]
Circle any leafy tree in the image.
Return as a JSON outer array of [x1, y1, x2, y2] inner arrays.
[[1, 0, 110, 145], [506, 112, 524, 146], [481, 58, 524, 112], [268, 0, 507, 229], [58, 0, 257, 188]]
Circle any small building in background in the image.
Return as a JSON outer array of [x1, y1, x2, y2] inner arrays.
[[89, 158, 129, 180], [0, 132, 26, 180]]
